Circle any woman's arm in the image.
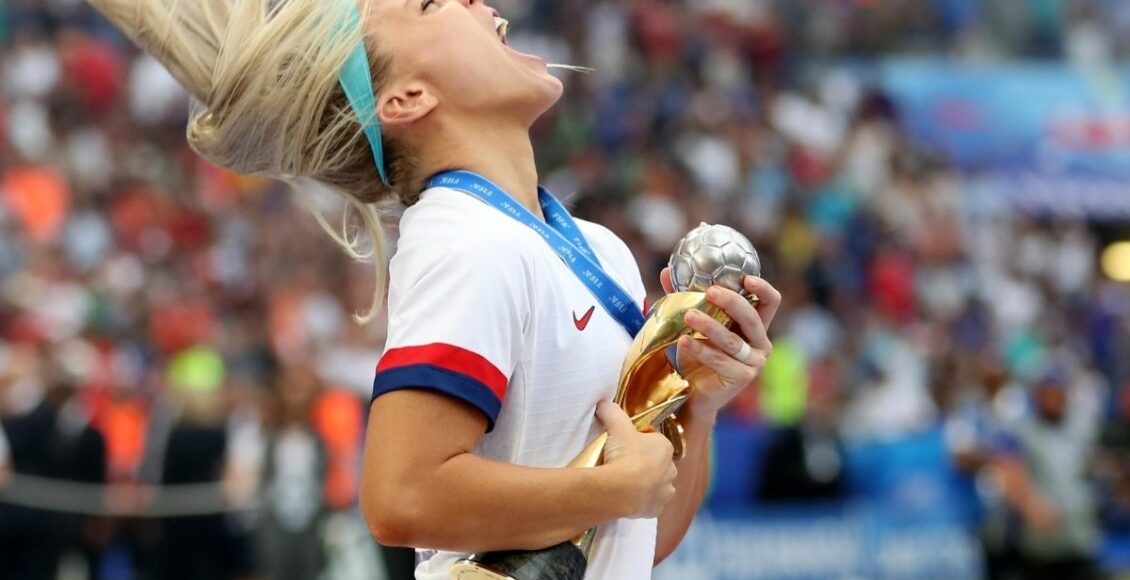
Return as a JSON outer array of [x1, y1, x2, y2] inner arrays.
[[654, 401, 716, 564], [652, 273, 782, 564], [360, 391, 677, 552]]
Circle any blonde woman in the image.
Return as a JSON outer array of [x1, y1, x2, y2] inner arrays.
[[86, 0, 782, 578]]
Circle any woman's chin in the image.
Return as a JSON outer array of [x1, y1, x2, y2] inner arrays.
[[505, 83, 562, 128], [534, 74, 565, 112], [514, 57, 565, 105], [542, 72, 565, 96]]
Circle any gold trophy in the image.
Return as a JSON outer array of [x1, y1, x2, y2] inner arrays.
[[451, 224, 761, 580]]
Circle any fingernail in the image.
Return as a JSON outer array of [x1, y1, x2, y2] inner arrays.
[[707, 288, 721, 300]]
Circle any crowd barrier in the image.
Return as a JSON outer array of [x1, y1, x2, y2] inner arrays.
[[0, 473, 253, 517]]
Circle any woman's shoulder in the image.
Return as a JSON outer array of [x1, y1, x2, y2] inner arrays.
[[401, 188, 531, 245], [394, 187, 541, 271], [574, 219, 637, 268], [574, 218, 646, 296], [574, 219, 626, 251]]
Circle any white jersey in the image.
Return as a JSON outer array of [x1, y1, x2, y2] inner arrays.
[[372, 187, 656, 580]]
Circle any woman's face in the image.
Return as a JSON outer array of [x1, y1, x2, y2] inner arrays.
[[370, 0, 563, 126]]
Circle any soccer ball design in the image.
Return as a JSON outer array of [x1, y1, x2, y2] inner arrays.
[[668, 223, 761, 295]]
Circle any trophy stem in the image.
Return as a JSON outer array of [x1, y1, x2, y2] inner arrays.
[[566, 394, 692, 472], [567, 433, 608, 469], [571, 527, 596, 558]]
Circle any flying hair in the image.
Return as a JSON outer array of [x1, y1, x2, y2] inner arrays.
[[546, 64, 595, 74], [86, 0, 419, 324]]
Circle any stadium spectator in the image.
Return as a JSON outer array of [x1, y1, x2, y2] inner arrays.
[[156, 346, 254, 580], [0, 344, 108, 580], [945, 354, 1028, 579], [756, 368, 846, 504], [999, 367, 1103, 580], [259, 365, 329, 580]]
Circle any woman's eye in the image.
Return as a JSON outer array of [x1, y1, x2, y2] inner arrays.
[[421, 0, 437, 11]]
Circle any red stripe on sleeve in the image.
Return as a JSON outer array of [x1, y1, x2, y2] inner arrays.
[[376, 343, 508, 400]]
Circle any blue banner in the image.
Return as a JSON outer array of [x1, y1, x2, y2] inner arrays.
[[882, 60, 1130, 175], [881, 60, 1130, 218], [655, 507, 983, 580]]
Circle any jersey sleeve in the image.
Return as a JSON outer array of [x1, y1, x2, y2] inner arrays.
[[373, 230, 531, 431]]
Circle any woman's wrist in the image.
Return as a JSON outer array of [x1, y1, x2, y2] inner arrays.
[[592, 461, 644, 519], [682, 396, 722, 427]]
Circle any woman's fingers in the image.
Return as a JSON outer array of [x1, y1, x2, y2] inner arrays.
[[683, 309, 749, 363], [703, 285, 771, 353], [744, 276, 782, 330], [677, 335, 760, 386], [659, 267, 675, 295], [664, 272, 781, 365]]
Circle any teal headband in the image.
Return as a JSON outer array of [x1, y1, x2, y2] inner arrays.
[[338, 4, 390, 186]]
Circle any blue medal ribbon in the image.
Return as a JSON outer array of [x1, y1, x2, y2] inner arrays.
[[425, 170, 646, 338]]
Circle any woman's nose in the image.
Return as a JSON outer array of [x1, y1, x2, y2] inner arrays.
[[462, 0, 498, 18], [464, 0, 497, 14]]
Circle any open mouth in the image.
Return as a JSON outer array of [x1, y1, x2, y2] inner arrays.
[[494, 16, 510, 46]]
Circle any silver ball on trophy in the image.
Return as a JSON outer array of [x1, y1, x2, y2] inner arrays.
[[669, 223, 761, 295]]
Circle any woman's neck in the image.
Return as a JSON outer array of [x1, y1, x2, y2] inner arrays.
[[417, 117, 543, 219]]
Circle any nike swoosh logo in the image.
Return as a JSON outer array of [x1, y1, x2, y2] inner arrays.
[[573, 306, 596, 331]]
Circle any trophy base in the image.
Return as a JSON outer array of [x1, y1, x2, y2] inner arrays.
[[450, 540, 587, 580]]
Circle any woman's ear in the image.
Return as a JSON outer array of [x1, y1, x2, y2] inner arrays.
[[378, 80, 438, 129]]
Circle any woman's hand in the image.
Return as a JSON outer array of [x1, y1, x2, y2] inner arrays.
[[597, 402, 678, 519], [660, 268, 782, 416]]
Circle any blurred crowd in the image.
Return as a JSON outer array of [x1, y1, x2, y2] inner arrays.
[[1, 1, 1129, 579]]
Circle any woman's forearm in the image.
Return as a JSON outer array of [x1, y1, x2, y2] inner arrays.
[[362, 452, 635, 552], [360, 394, 648, 553], [654, 402, 716, 564]]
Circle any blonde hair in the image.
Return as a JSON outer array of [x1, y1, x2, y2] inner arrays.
[[88, 0, 418, 323]]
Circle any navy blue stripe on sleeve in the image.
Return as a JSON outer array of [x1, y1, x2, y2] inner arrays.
[[372, 364, 503, 432]]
